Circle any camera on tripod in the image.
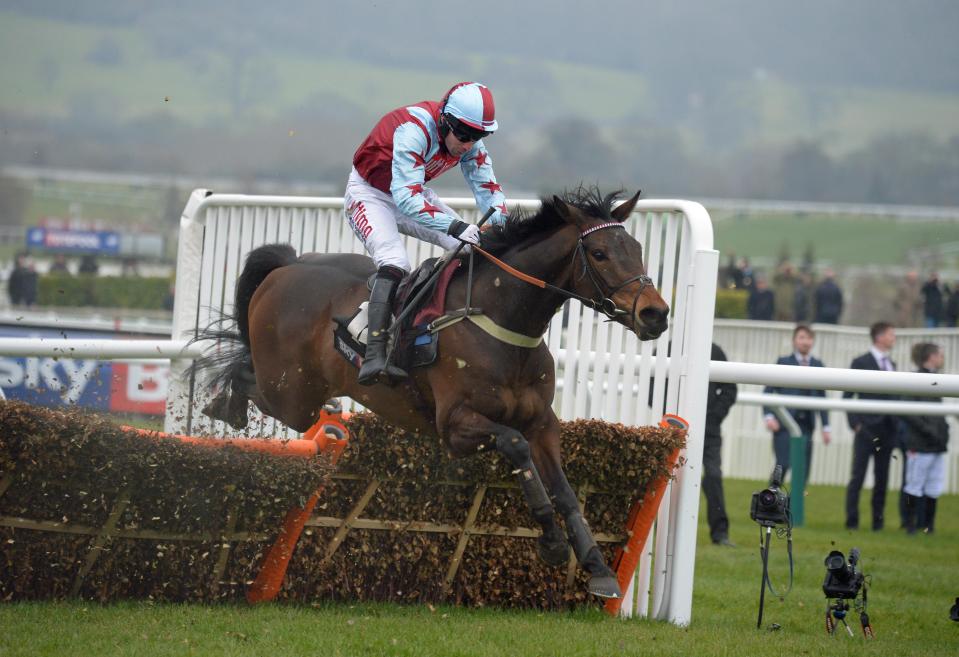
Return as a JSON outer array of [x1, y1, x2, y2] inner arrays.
[[750, 465, 790, 527], [822, 548, 864, 600], [822, 547, 873, 638]]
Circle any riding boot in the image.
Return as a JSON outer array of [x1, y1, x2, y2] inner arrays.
[[357, 267, 409, 386], [922, 496, 937, 534], [902, 493, 919, 535]]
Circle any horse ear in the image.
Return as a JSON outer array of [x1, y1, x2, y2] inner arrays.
[[611, 190, 642, 222], [552, 195, 571, 219]]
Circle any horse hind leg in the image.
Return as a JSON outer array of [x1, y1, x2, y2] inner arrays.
[[201, 359, 279, 430]]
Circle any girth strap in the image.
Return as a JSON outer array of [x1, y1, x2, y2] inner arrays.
[[429, 310, 543, 348]]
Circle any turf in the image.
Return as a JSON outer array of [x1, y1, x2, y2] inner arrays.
[[0, 479, 955, 656], [712, 212, 959, 267]]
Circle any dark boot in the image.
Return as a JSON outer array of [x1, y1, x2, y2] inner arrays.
[[923, 496, 937, 534], [903, 493, 920, 535], [357, 267, 408, 386]]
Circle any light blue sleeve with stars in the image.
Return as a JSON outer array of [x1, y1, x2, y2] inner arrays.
[[388, 122, 458, 233], [460, 141, 509, 226]]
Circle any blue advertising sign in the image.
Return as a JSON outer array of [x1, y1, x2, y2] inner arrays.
[[26, 227, 121, 255], [0, 325, 170, 416]]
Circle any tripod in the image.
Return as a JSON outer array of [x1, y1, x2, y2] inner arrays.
[[756, 525, 773, 629], [755, 522, 793, 629], [825, 598, 874, 638]]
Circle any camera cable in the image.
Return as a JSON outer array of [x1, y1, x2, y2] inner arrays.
[[756, 501, 794, 629]]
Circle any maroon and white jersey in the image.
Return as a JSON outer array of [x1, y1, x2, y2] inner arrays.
[[351, 101, 508, 232]]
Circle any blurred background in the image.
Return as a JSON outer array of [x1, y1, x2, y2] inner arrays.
[[0, 0, 958, 426]]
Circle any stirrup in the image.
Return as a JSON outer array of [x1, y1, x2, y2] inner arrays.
[[357, 361, 408, 386]]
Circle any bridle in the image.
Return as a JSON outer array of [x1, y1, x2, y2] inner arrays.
[[574, 222, 654, 323], [471, 221, 654, 325]]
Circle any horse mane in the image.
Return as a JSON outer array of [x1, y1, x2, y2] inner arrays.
[[479, 185, 624, 256]]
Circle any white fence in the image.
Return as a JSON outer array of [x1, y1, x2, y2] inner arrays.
[[713, 320, 959, 493], [168, 190, 718, 625]]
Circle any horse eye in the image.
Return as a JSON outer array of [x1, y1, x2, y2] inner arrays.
[[591, 250, 608, 261]]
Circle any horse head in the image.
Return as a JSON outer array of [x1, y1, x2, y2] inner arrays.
[[550, 190, 670, 340]]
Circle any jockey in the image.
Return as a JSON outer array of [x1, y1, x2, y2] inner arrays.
[[346, 81, 510, 386]]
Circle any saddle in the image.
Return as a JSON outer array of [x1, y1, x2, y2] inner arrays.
[[333, 257, 462, 371]]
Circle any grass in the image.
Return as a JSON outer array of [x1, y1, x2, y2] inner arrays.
[[0, 479, 955, 656], [713, 212, 959, 267]]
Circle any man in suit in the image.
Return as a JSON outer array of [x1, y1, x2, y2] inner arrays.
[[843, 321, 900, 530], [763, 324, 831, 486]]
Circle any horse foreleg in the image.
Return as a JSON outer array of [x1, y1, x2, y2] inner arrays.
[[445, 411, 566, 567], [531, 426, 621, 599]]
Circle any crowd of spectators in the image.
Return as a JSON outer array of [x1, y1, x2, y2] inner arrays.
[[724, 256, 959, 327]]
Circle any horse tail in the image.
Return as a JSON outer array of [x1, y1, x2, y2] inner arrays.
[[188, 243, 297, 398], [234, 243, 298, 347]]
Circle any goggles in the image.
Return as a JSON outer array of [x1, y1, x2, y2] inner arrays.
[[445, 114, 490, 143]]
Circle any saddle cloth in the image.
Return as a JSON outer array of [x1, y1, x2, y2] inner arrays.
[[333, 257, 461, 369]]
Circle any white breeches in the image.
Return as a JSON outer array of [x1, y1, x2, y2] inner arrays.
[[344, 167, 461, 272]]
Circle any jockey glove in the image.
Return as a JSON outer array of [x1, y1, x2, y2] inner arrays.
[[448, 220, 481, 245]]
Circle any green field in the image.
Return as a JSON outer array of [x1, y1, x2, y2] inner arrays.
[[1, 479, 955, 657], [713, 213, 959, 267]]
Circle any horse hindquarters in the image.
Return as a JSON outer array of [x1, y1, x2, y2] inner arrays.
[[246, 266, 343, 432]]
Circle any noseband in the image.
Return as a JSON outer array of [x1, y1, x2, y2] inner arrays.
[[575, 222, 653, 323]]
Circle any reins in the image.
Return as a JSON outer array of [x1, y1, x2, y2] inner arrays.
[[471, 222, 653, 321]]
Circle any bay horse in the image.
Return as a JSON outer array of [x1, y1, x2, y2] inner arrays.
[[195, 188, 670, 599]]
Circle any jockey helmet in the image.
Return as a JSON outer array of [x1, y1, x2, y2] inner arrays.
[[441, 82, 498, 133]]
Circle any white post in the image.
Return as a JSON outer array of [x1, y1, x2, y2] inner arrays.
[[661, 246, 719, 625], [166, 189, 211, 433]]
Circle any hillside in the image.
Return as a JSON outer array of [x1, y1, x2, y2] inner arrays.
[[2, 2, 958, 203]]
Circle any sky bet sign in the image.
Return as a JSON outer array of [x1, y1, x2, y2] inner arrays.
[[0, 326, 167, 415], [26, 227, 121, 254]]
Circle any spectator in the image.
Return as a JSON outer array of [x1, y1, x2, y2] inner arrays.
[[78, 255, 99, 275], [7, 253, 30, 305], [945, 282, 959, 327], [163, 282, 175, 312], [736, 257, 753, 290], [894, 270, 922, 328], [843, 322, 900, 531], [121, 257, 140, 277], [772, 262, 797, 321], [22, 259, 38, 307], [747, 276, 775, 320], [813, 267, 843, 324], [650, 343, 738, 546], [900, 343, 949, 535], [920, 272, 943, 328], [48, 253, 71, 275], [762, 325, 831, 486], [704, 343, 738, 546], [793, 272, 813, 323], [722, 253, 738, 289]]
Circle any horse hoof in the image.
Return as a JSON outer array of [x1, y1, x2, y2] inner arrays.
[[588, 575, 622, 599], [537, 537, 570, 567]]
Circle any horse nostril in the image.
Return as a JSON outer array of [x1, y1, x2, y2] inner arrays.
[[639, 306, 669, 326]]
